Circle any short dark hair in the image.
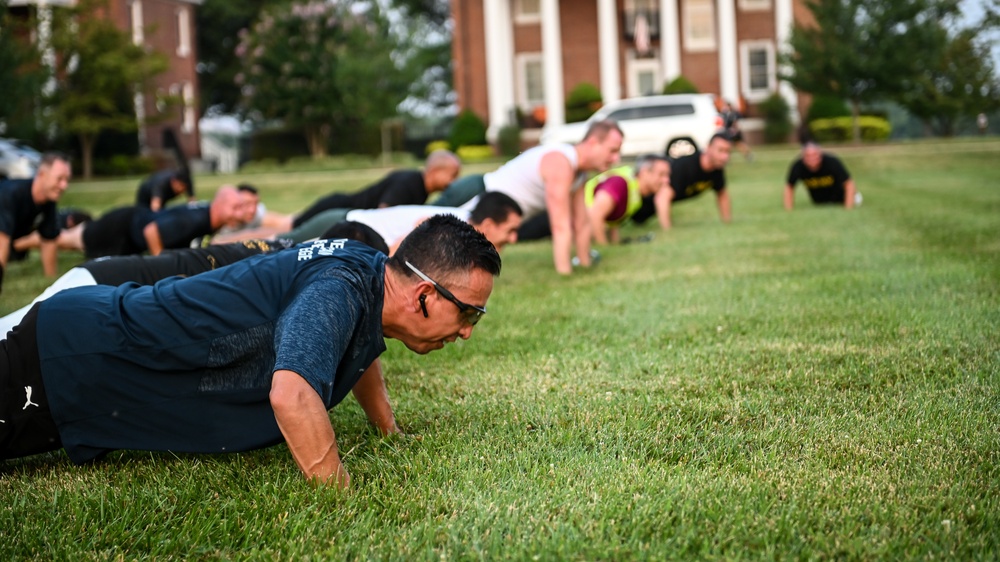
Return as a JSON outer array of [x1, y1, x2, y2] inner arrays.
[[236, 183, 259, 195], [320, 221, 389, 255], [58, 208, 93, 229], [582, 119, 623, 143], [39, 151, 71, 169], [470, 192, 522, 226], [173, 169, 194, 195], [709, 131, 733, 145], [390, 214, 501, 280], [633, 154, 669, 175]]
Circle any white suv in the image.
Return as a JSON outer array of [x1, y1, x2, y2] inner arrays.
[[539, 94, 723, 158]]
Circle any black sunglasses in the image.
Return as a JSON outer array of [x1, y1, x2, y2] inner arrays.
[[405, 261, 486, 326]]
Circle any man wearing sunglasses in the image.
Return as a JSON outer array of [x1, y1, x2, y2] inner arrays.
[[1, 215, 500, 488]]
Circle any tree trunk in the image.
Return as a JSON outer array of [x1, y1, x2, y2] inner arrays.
[[80, 132, 96, 180], [304, 125, 329, 159], [850, 99, 862, 145]]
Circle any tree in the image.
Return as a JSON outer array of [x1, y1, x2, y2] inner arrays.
[[388, 0, 454, 117], [49, 0, 168, 178], [236, 1, 412, 158], [782, 0, 959, 143], [196, 0, 294, 116], [899, 18, 1000, 136], [0, 3, 44, 140]]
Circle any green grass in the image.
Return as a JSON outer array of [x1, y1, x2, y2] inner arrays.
[[2, 139, 998, 559]]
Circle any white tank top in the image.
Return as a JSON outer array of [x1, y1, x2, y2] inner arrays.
[[482, 144, 581, 219], [345, 206, 470, 248]]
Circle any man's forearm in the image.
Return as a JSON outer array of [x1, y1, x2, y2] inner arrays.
[[40, 240, 58, 277], [717, 191, 732, 223], [143, 224, 164, 256], [0, 232, 10, 269], [784, 186, 795, 210], [271, 369, 349, 486], [844, 180, 856, 209], [351, 359, 400, 436]]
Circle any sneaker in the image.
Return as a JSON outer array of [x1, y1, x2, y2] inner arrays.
[[854, 192, 863, 207]]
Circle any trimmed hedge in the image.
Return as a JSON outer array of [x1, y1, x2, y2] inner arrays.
[[497, 124, 522, 157], [449, 109, 488, 148], [809, 116, 892, 142], [662, 76, 699, 95], [456, 145, 495, 162], [565, 82, 602, 123]]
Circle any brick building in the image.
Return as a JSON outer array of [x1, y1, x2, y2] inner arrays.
[[7, 0, 201, 159], [452, 0, 813, 143]]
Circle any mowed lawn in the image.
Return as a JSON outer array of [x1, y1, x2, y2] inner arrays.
[[1, 139, 997, 559]]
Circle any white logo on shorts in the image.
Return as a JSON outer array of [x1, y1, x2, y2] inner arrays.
[[23, 386, 39, 410]]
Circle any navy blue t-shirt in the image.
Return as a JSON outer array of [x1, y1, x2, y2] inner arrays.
[[129, 204, 213, 252], [36, 239, 387, 463]]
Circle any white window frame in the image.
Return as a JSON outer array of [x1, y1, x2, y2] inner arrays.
[[514, 0, 541, 24], [740, 40, 776, 102], [683, 0, 717, 53], [176, 7, 191, 58], [182, 81, 196, 133], [129, 0, 144, 45], [516, 52, 545, 110], [738, 0, 772, 12], [627, 55, 662, 97]]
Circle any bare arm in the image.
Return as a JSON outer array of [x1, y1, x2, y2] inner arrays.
[[587, 190, 616, 245], [716, 189, 732, 223], [541, 152, 576, 275], [844, 179, 857, 209], [271, 369, 350, 486], [150, 197, 163, 212], [655, 187, 675, 230], [39, 239, 58, 277], [351, 358, 401, 436], [784, 184, 795, 210], [0, 232, 11, 269], [143, 222, 164, 256], [570, 187, 592, 266]]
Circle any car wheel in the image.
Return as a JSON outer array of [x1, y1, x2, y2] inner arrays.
[[666, 138, 697, 159]]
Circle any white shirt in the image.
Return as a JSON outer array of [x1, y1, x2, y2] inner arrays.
[[345, 205, 470, 248], [479, 144, 583, 219]]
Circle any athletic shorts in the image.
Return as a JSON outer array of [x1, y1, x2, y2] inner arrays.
[[0, 304, 62, 459]]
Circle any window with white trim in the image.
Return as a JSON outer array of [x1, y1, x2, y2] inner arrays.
[[738, 0, 772, 12], [627, 56, 662, 97], [176, 7, 191, 58], [684, 0, 716, 52], [740, 41, 776, 101], [514, 0, 541, 24], [129, 0, 144, 45], [516, 53, 545, 109]]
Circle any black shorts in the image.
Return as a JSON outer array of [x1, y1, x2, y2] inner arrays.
[[0, 304, 62, 459]]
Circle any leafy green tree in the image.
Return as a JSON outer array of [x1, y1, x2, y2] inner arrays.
[[196, 0, 293, 115], [236, 1, 411, 158], [782, 0, 958, 143], [899, 21, 1000, 136], [49, 0, 168, 178], [0, 3, 44, 140]]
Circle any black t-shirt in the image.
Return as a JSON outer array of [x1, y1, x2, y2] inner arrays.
[[135, 170, 191, 208], [134, 204, 213, 251], [0, 178, 59, 241], [345, 170, 428, 208], [631, 152, 727, 224], [81, 238, 297, 286], [786, 154, 851, 204]]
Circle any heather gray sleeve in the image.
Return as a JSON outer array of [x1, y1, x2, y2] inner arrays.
[[272, 275, 362, 403]]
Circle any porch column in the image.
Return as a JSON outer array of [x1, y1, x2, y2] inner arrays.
[[775, 0, 799, 121], [659, 0, 681, 81], [484, 0, 516, 138], [716, 0, 739, 104], [541, 0, 566, 128], [597, 0, 621, 103]]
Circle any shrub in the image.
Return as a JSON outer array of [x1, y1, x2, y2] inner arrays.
[[456, 145, 495, 162], [449, 109, 487, 148], [662, 76, 699, 95], [809, 116, 892, 142], [806, 95, 851, 122], [565, 82, 602, 123], [425, 140, 451, 154], [497, 124, 522, 157], [759, 92, 794, 144]]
